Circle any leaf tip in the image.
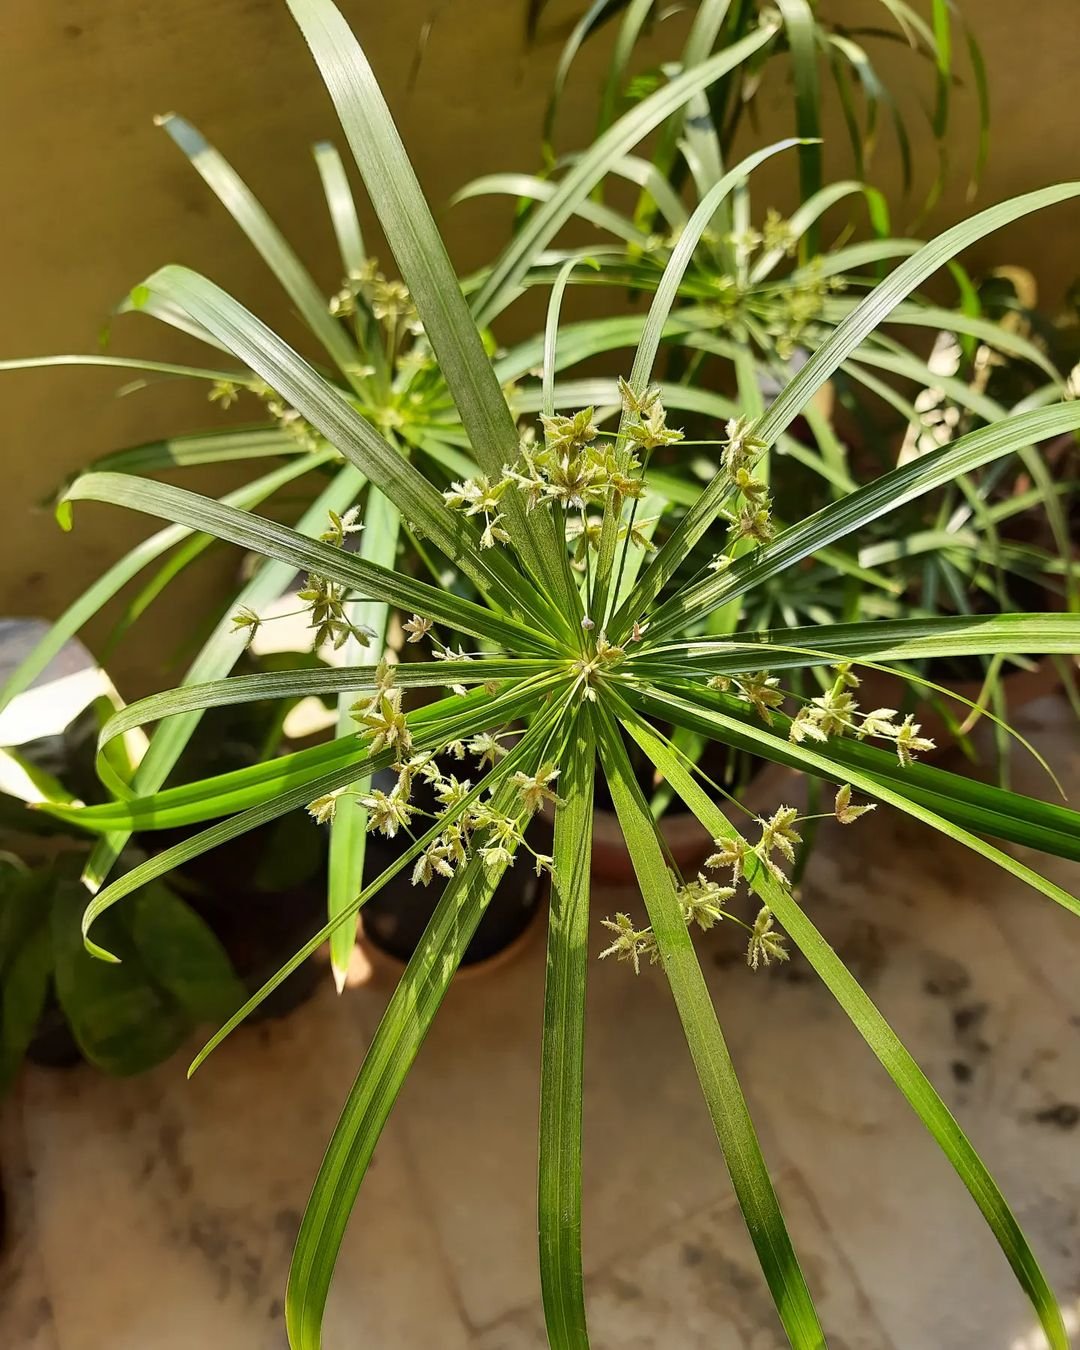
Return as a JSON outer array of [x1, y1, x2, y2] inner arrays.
[[84, 938, 121, 965]]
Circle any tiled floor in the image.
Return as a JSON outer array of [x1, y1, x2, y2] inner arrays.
[[3, 697, 1079, 1349]]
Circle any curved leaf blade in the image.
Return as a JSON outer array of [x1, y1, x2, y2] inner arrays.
[[157, 114, 362, 384], [621, 708, 1069, 1350], [596, 707, 826, 1349], [472, 21, 777, 325], [61, 471, 553, 654], [284, 0, 575, 614]]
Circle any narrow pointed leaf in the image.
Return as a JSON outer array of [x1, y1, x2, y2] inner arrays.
[[595, 708, 826, 1349], [157, 114, 362, 383], [472, 22, 777, 325], [312, 140, 366, 274], [626, 683, 1080, 916], [71, 678, 559, 958], [619, 183, 1080, 630], [639, 614, 1080, 676], [61, 471, 553, 654], [284, 0, 576, 613], [621, 709, 1068, 1350], [0, 452, 334, 717], [539, 710, 594, 1347], [633, 401, 1080, 645], [135, 264, 564, 635], [329, 488, 399, 986], [284, 723, 557, 1350]]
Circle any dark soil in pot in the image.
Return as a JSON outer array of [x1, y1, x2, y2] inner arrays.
[[152, 813, 328, 1021], [359, 767, 550, 970]]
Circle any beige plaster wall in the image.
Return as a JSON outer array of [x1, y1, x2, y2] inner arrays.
[[1, 1, 1076, 694]]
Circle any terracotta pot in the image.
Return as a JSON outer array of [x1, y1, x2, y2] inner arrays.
[[585, 759, 799, 885], [855, 656, 1062, 755]]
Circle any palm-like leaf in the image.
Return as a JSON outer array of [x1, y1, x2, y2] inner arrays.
[[14, 4, 1078, 1349], [531, 0, 986, 220]]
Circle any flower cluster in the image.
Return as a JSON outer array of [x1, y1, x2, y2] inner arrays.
[[208, 377, 324, 454], [764, 259, 846, 361], [566, 512, 657, 568], [300, 572, 374, 651], [602, 785, 874, 975], [329, 258, 423, 341], [442, 474, 512, 550], [349, 659, 411, 755], [707, 418, 774, 570], [639, 210, 845, 360], [307, 660, 555, 884], [442, 386, 680, 553], [788, 662, 937, 765], [230, 506, 375, 653], [568, 631, 627, 702], [711, 662, 937, 769], [599, 871, 735, 974]]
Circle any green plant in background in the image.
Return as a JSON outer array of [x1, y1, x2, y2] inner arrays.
[[528, 0, 987, 244], [1, 83, 721, 991], [474, 0, 1072, 786], [0, 851, 243, 1089], [0, 755, 243, 1090], [461, 158, 1074, 796], [13, 2, 1080, 1347]]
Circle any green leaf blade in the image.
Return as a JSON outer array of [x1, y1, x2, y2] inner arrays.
[[284, 709, 563, 1350], [328, 487, 400, 989], [620, 708, 1069, 1350], [157, 113, 362, 384], [540, 710, 595, 1348], [595, 707, 826, 1349], [284, 0, 576, 616]]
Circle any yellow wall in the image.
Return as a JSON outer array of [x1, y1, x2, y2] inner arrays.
[[2, 1, 1076, 694]]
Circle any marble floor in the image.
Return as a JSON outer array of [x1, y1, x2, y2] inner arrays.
[[2, 697, 1079, 1349]]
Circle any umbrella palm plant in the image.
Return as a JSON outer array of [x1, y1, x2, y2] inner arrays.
[[463, 0, 1071, 776], [13, 2, 1080, 1347], [0, 25, 782, 983], [461, 143, 1074, 788], [528, 0, 986, 249]]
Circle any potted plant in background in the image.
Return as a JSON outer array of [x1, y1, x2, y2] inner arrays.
[[526, 0, 987, 249], [11, 2, 1080, 1347], [0, 824, 244, 1086], [0, 627, 326, 1074], [460, 0, 1071, 861], [0, 117, 661, 985]]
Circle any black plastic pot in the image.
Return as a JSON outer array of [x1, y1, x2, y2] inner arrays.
[[153, 816, 328, 1020], [25, 996, 83, 1070], [359, 769, 550, 969]]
